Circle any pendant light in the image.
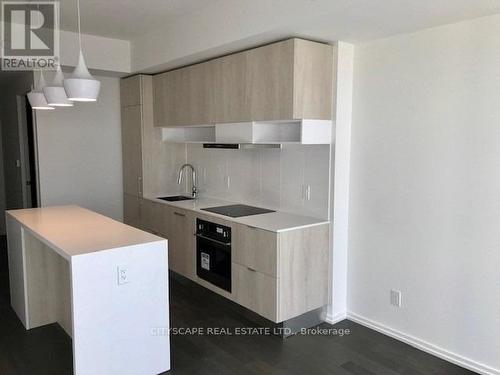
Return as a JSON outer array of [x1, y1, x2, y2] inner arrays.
[[27, 71, 54, 110], [63, 0, 100, 102], [43, 65, 74, 106]]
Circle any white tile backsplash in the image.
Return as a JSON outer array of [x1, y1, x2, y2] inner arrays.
[[163, 143, 331, 219], [302, 146, 331, 218], [280, 145, 306, 214], [260, 148, 281, 211]]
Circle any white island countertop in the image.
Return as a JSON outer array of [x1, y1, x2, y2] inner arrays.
[[145, 196, 329, 232], [7, 205, 164, 260], [6, 205, 170, 374]]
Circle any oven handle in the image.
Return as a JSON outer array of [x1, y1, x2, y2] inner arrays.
[[194, 233, 231, 247]]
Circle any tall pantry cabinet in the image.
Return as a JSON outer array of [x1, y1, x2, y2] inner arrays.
[[120, 75, 152, 227]]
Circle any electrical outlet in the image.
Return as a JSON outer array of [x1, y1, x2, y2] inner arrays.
[[117, 265, 130, 285], [390, 290, 402, 307], [301, 185, 311, 201]]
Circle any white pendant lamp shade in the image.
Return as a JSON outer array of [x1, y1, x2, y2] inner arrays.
[[63, 0, 100, 102], [27, 91, 54, 110], [43, 65, 74, 107], [27, 72, 54, 110], [64, 51, 100, 102]]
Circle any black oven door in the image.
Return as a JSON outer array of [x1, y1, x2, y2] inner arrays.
[[196, 235, 231, 292]]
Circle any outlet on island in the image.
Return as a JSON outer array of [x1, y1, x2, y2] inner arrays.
[[117, 265, 130, 285]]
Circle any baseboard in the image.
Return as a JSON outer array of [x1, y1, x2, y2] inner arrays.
[[325, 311, 347, 325], [347, 312, 499, 375]]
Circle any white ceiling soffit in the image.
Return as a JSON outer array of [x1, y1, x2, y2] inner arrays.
[[60, 0, 207, 40], [125, 0, 500, 73], [56, 0, 500, 73]]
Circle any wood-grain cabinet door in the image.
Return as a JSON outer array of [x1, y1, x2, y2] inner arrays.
[[141, 199, 163, 235], [278, 224, 330, 322], [152, 74, 166, 127], [168, 209, 196, 279], [233, 263, 278, 322], [120, 75, 142, 107], [292, 39, 333, 120], [214, 53, 250, 123], [154, 63, 215, 127], [245, 39, 295, 121], [121, 105, 143, 196], [185, 62, 216, 126], [123, 194, 142, 228], [233, 224, 278, 277]]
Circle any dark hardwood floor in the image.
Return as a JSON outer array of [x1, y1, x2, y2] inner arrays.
[[0, 235, 476, 375]]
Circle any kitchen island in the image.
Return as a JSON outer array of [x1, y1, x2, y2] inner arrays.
[[5, 206, 170, 375]]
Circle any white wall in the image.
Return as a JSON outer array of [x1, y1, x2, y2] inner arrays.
[[59, 30, 130, 74], [185, 144, 330, 219], [36, 75, 123, 221], [349, 14, 500, 374], [329, 42, 354, 323]]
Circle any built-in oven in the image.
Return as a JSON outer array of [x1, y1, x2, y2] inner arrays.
[[195, 219, 231, 292]]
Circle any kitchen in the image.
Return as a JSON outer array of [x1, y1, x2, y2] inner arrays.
[[122, 39, 333, 332], [1, 1, 499, 375]]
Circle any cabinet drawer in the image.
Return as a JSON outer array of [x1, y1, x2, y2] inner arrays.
[[233, 224, 278, 277], [232, 263, 277, 322]]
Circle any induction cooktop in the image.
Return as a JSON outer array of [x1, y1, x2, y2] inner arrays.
[[201, 204, 275, 218]]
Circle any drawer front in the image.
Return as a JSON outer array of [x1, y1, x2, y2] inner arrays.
[[232, 263, 277, 322], [233, 224, 278, 277]]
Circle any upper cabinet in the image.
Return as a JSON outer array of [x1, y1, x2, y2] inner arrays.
[[214, 52, 250, 123], [292, 39, 334, 120], [153, 38, 333, 127], [243, 39, 295, 122], [154, 62, 216, 127]]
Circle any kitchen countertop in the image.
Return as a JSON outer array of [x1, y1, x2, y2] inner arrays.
[[7, 205, 164, 260], [145, 196, 329, 232]]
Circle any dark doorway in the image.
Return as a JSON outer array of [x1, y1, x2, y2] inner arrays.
[[24, 99, 38, 208]]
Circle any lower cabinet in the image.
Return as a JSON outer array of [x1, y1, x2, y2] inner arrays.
[[232, 263, 278, 321], [127, 199, 196, 281], [166, 208, 196, 280], [123, 194, 142, 228], [140, 199, 162, 234], [137, 198, 329, 323], [233, 224, 278, 277], [232, 223, 329, 323]]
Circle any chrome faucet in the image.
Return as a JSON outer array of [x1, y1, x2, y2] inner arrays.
[[177, 164, 197, 198]]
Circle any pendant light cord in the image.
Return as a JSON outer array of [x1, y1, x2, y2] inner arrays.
[[76, 0, 82, 51]]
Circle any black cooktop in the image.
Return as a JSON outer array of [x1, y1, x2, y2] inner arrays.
[[201, 204, 275, 218]]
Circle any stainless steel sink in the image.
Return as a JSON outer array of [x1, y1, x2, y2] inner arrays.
[[157, 195, 194, 202]]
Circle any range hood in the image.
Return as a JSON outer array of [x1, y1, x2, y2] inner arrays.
[[203, 143, 282, 150], [162, 120, 332, 145]]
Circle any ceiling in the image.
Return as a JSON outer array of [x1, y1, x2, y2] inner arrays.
[[59, 0, 215, 40], [59, 0, 500, 42]]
